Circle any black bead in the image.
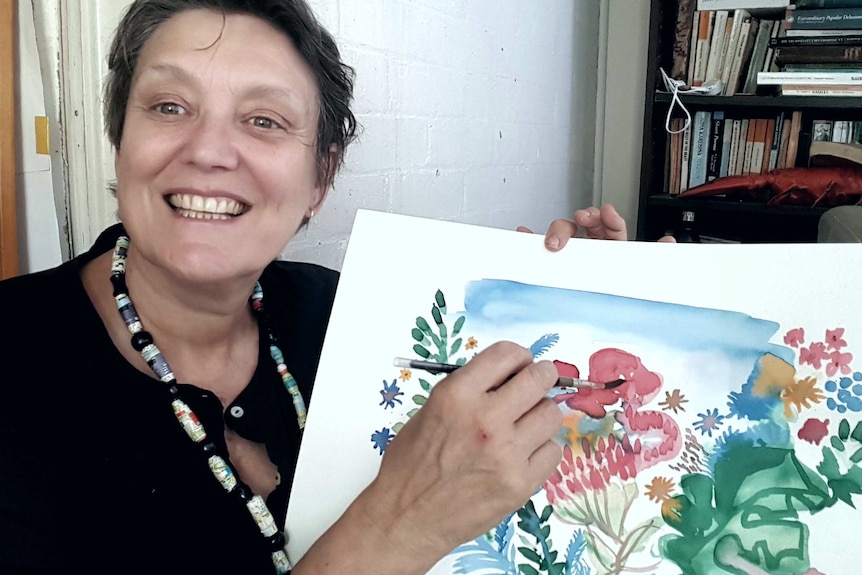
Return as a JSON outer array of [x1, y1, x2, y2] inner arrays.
[[202, 442, 217, 454], [110, 273, 127, 294], [130, 331, 154, 351], [167, 384, 180, 396], [236, 485, 253, 502], [267, 531, 286, 551]]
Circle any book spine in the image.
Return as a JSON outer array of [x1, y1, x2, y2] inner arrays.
[[777, 117, 792, 169], [787, 7, 862, 29], [758, 71, 862, 84], [742, 118, 756, 174], [726, 15, 755, 95], [742, 19, 775, 93], [705, 11, 729, 82], [672, 0, 698, 81], [771, 33, 862, 45], [737, 119, 750, 174], [781, 85, 862, 94], [720, 114, 734, 177], [720, 10, 746, 87], [707, 111, 725, 181], [776, 46, 862, 64], [680, 125, 692, 192], [727, 119, 742, 175], [693, 11, 715, 86], [785, 111, 802, 167], [688, 10, 702, 84], [750, 118, 768, 174], [793, 0, 862, 8], [768, 111, 784, 170], [689, 111, 711, 188]]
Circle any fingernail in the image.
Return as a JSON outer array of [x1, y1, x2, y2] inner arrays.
[[546, 236, 560, 249]]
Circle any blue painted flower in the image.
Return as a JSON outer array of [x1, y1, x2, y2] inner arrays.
[[694, 408, 726, 437], [370, 427, 395, 455], [379, 379, 405, 410]]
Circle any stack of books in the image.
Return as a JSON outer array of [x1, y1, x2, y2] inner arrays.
[[672, 1, 787, 96], [758, 1, 862, 95]]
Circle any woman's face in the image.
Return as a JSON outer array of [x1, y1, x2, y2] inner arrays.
[[115, 9, 326, 285]]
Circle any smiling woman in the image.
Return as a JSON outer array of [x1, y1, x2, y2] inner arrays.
[[0, 2, 569, 574]]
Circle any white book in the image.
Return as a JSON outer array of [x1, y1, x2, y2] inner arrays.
[[693, 11, 715, 85], [785, 28, 862, 37], [720, 10, 746, 86], [758, 71, 862, 85], [688, 10, 701, 85], [781, 87, 862, 95], [720, 114, 734, 177], [705, 10, 729, 82], [762, 20, 781, 73], [697, 0, 788, 8], [689, 111, 712, 188]]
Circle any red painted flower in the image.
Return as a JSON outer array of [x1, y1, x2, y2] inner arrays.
[[798, 418, 830, 446], [799, 342, 827, 370], [826, 327, 847, 352], [784, 327, 804, 348], [826, 350, 853, 378]]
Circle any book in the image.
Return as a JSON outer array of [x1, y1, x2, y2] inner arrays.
[[785, 27, 862, 35], [672, 0, 698, 80], [669, 118, 684, 194], [812, 119, 835, 141], [735, 118, 750, 173], [705, 10, 730, 82], [780, 83, 862, 94], [680, 123, 692, 192], [761, 20, 781, 73], [757, 70, 862, 83], [777, 117, 792, 168], [689, 9, 702, 84], [792, 0, 862, 8], [742, 118, 757, 173], [784, 110, 802, 167], [742, 18, 777, 93], [693, 11, 715, 85], [771, 33, 862, 44], [727, 118, 743, 174], [749, 118, 769, 173], [726, 13, 758, 94], [697, 0, 789, 8], [785, 6, 862, 29], [768, 111, 784, 170], [689, 110, 712, 187], [720, 113, 735, 176], [707, 111, 726, 180], [720, 10, 748, 85], [776, 46, 862, 64]]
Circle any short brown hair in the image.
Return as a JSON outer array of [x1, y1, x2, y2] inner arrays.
[[104, 0, 357, 187]]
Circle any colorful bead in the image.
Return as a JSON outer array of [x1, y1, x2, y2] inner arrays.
[[171, 399, 207, 442], [245, 495, 278, 537], [208, 455, 237, 492], [271, 549, 291, 573]]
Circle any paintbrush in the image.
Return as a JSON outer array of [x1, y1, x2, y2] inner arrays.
[[393, 357, 626, 391]]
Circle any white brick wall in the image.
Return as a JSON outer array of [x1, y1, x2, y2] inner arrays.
[[285, 0, 599, 270]]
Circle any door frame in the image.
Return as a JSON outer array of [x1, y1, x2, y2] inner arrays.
[[0, 0, 18, 278]]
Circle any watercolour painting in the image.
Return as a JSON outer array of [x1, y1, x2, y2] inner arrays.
[[286, 209, 862, 575]]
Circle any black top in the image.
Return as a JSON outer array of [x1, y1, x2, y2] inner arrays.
[[0, 224, 338, 574]]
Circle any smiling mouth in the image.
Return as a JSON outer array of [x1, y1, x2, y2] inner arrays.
[[166, 193, 249, 220]]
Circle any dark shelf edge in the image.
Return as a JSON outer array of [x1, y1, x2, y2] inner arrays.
[[647, 194, 831, 217], [654, 91, 862, 109]]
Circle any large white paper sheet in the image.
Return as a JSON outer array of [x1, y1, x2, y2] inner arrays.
[[287, 209, 862, 575]]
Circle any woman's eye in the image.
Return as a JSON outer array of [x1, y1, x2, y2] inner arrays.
[[251, 117, 278, 129], [154, 103, 185, 115]]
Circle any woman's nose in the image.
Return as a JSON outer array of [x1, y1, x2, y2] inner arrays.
[[180, 113, 240, 171]]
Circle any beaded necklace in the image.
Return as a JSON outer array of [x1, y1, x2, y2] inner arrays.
[[110, 235, 306, 573]]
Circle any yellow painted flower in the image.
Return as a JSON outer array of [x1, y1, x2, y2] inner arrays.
[[399, 369, 411, 381], [781, 376, 824, 418], [465, 336, 478, 350]]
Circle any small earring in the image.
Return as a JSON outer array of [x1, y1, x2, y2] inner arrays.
[[309, 209, 315, 219]]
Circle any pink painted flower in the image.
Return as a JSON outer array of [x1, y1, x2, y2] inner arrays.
[[784, 327, 804, 348], [826, 328, 847, 351], [799, 342, 827, 370], [826, 351, 853, 378]]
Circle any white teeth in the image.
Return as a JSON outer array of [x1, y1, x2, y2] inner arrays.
[[167, 193, 247, 219]]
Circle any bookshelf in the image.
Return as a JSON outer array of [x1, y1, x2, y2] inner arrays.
[[637, 0, 862, 243]]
